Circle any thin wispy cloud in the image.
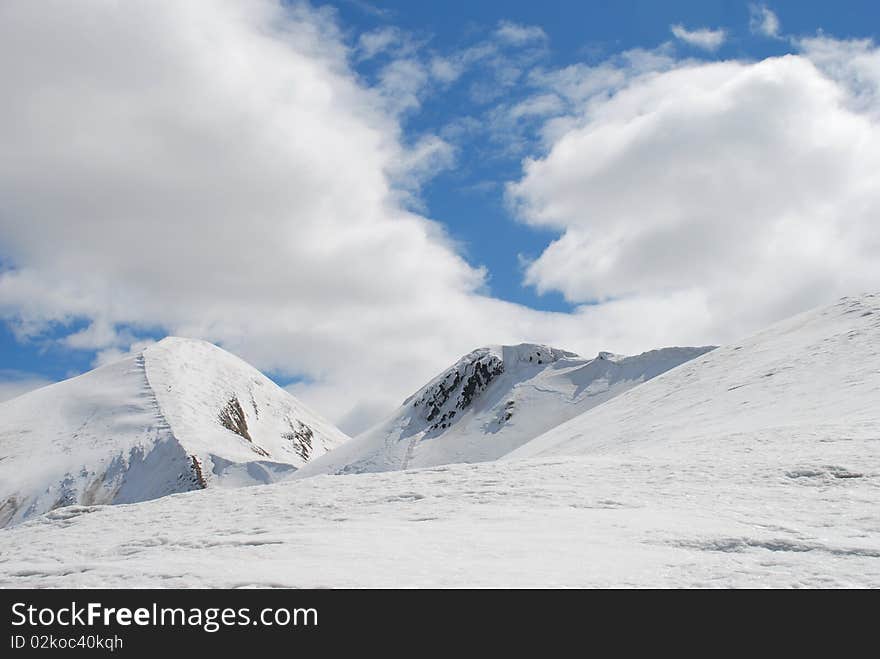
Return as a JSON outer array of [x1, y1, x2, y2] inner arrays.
[[356, 26, 403, 60], [494, 20, 547, 46], [340, 0, 394, 20], [670, 24, 727, 51], [0, 369, 53, 403], [749, 3, 781, 38]]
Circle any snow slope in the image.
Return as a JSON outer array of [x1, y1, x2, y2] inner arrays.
[[0, 337, 348, 527], [510, 294, 880, 461], [296, 343, 713, 476], [0, 432, 876, 587]]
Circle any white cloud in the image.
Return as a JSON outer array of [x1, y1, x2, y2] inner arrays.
[[508, 94, 565, 121], [429, 56, 464, 84], [0, 0, 504, 429], [750, 4, 781, 38], [376, 56, 432, 114], [356, 26, 403, 60], [382, 26, 550, 114], [798, 36, 880, 118], [494, 21, 547, 46], [0, 0, 630, 433], [509, 48, 880, 344], [671, 24, 727, 51], [341, 0, 392, 20], [480, 46, 678, 157], [387, 134, 457, 210], [0, 370, 53, 403], [530, 47, 678, 109]]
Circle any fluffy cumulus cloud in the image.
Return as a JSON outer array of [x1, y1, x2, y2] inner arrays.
[[0, 0, 483, 429], [509, 45, 880, 343], [0, 0, 604, 432], [799, 36, 880, 118], [670, 24, 727, 51]]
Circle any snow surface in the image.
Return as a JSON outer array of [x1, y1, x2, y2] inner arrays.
[[0, 295, 877, 587], [509, 294, 880, 461], [0, 442, 876, 587], [0, 338, 348, 527], [296, 343, 713, 476]]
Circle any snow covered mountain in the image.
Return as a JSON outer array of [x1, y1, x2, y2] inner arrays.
[[2, 296, 877, 587], [0, 337, 349, 527], [295, 343, 713, 476], [510, 293, 880, 461]]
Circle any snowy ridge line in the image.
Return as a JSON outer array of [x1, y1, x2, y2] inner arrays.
[[295, 342, 713, 476], [138, 352, 205, 489], [509, 293, 880, 461]]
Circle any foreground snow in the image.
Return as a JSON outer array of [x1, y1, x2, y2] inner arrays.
[[0, 432, 877, 587]]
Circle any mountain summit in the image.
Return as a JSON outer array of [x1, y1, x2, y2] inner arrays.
[[295, 342, 713, 476], [0, 337, 349, 527]]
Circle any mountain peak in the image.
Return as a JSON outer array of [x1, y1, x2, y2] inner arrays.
[[145, 335, 233, 360], [0, 337, 349, 527], [404, 343, 582, 432], [296, 342, 712, 477]]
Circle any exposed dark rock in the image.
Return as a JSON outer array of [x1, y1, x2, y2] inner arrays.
[[458, 357, 503, 409], [282, 419, 314, 462], [189, 455, 207, 488], [411, 351, 504, 432], [218, 396, 252, 442]]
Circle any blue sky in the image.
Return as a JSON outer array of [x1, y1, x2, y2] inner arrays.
[[2, 1, 880, 428]]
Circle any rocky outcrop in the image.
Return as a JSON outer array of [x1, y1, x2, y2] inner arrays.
[[411, 350, 504, 432]]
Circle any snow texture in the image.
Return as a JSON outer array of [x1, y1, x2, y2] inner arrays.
[[510, 295, 880, 461], [0, 337, 348, 527], [296, 343, 712, 476]]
